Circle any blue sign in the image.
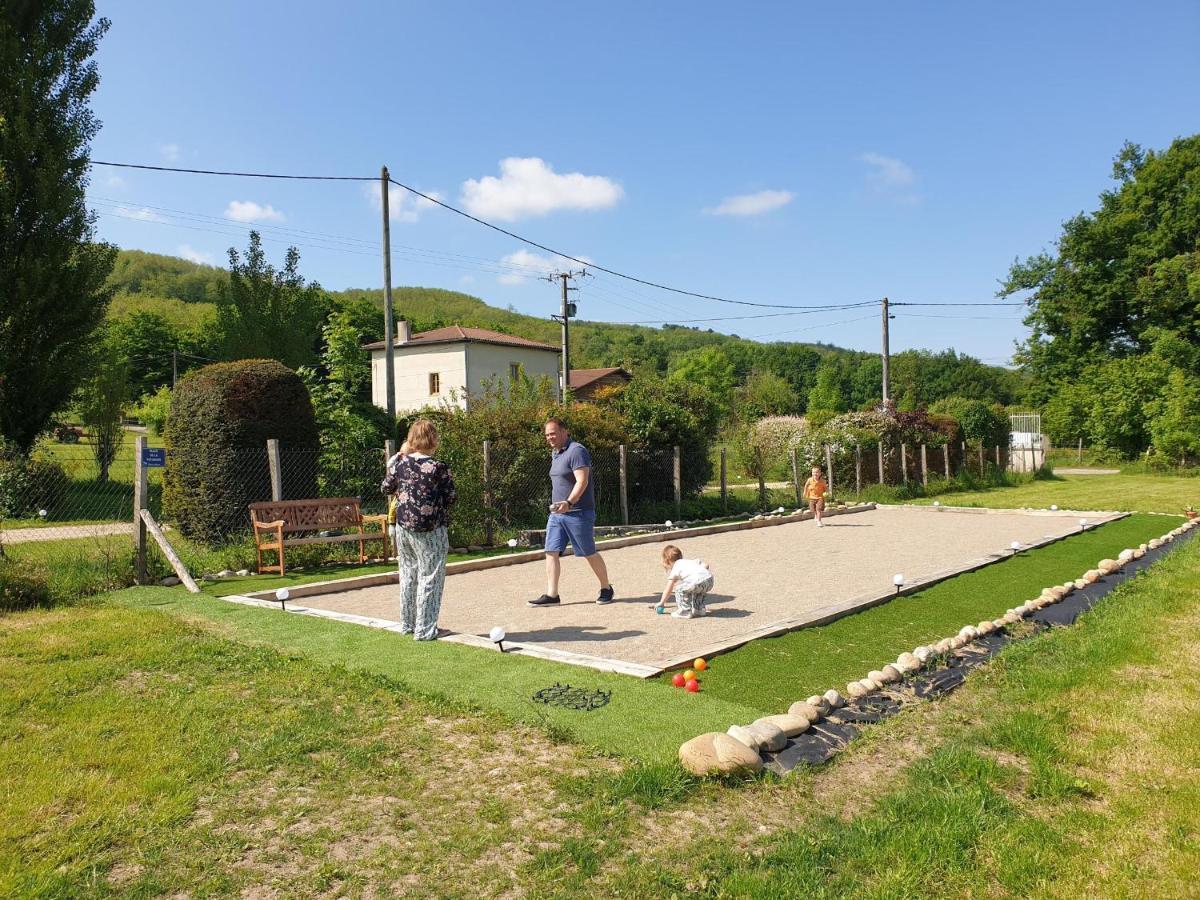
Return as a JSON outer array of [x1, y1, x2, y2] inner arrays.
[[141, 447, 167, 468]]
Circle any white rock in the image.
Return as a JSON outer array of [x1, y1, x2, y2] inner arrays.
[[867, 669, 887, 685], [1003, 611, 1021, 625], [1083, 569, 1101, 584], [806, 694, 830, 714], [680, 732, 763, 776], [1149, 539, 1162, 549], [744, 721, 788, 752], [727, 724, 761, 751], [1098, 559, 1120, 576], [1133, 548, 1145, 559], [756, 713, 811, 737], [159, 576, 180, 587], [896, 651, 921, 671], [216, 569, 235, 578], [977, 620, 995, 635], [949, 635, 967, 650], [1074, 578, 1088, 590], [788, 701, 822, 723], [235, 569, 250, 577], [880, 664, 903, 683], [913, 646, 933, 663], [823, 689, 845, 709], [935, 638, 954, 654], [992, 618, 1007, 630], [846, 681, 869, 699], [1139, 543, 1148, 552], [959, 625, 979, 641], [1118, 549, 1135, 563]]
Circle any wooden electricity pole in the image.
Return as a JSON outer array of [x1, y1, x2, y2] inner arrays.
[[881, 296, 892, 405], [548, 269, 587, 403], [381, 165, 396, 421]]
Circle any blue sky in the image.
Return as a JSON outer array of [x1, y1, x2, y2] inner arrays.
[[89, 1, 1200, 364]]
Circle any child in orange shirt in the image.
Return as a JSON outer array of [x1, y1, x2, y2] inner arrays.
[[803, 466, 828, 527]]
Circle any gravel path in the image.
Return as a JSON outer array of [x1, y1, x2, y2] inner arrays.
[[300, 506, 1117, 670], [0, 522, 132, 544]]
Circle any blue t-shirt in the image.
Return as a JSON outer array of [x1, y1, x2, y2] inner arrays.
[[549, 439, 595, 511]]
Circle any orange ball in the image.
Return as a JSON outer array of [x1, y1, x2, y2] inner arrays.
[[694, 658, 708, 671], [683, 669, 696, 681], [685, 679, 700, 693]]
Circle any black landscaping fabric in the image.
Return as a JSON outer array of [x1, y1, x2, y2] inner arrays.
[[762, 526, 1194, 776]]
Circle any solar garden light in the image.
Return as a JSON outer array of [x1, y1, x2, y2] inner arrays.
[[664, 520, 674, 528], [1050, 504, 1059, 511], [275, 587, 289, 611], [933, 501, 941, 510], [490, 626, 507, 653], [1011, 540, 1021, 556], [506, 538, 518, 548], [775, 506, 785, 514], [1079, 518, 1088, 532], [893, 573, 905, 595]]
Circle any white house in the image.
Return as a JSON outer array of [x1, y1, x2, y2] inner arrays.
[[364, 321, 562, 412]]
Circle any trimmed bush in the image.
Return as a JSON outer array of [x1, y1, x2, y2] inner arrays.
[[0, 444, 69, 519], [163, 359, 318, 545]]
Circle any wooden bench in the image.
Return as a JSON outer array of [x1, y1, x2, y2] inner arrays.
[[249, 497, 390, 576]]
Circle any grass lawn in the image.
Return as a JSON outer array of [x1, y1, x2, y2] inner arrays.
[[910, 471, 1198, 515], [112, 512, 1174, 765], [2, 517, 1197, 895]]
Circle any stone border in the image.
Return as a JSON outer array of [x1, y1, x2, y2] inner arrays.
[[243, 502, 878, 603], [680, 515, 1197, 777]]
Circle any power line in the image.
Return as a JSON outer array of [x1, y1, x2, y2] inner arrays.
[[91, 160, 374, 182], [608, 304, 878, 325], [745, 313, 879, 340]]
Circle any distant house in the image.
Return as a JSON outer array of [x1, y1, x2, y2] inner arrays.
[[364, 321, 561, 412], [568, 367, 632, 402]]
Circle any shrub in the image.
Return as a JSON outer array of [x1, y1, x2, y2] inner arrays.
[[163, 359, 318, 545], [0, 446, 69, 519], [131, 385, 173, 436], [0, 562, 52, 612]]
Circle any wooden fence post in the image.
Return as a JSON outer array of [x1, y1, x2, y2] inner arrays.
[[715, 446, 724, 511], [877, 442, 885, 484], [134, 435, 148, 584], [385, 438, 396, 460], [1078, 437, 1083, 463], [266, 438, 283, 502], [673, 446, 682, 520], [994, 445, 1001, 468], [790, 449, 801, 507], [855, 443, 862, 495], [619, 444, 629, 526], [920, 443, 928, 486], [943, 443, 950, 478], [482, 439, 494, 545], [977, 444, 985, 475], [900, 443, 908, 485], [825, 444, 834, 498]]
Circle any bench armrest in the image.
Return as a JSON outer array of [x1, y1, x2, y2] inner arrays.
[[253, 519, 285, 532]]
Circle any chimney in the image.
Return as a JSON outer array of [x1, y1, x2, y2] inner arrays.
[[396, 318, 411, 344]]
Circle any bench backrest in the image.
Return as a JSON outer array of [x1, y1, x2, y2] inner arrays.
[[249, 497, 364, 533]]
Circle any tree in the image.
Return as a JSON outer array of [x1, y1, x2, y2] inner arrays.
[[734, 370, 799, 420], [214, 231, 328, 369], [806, 363, 848, 420], [667, 346, 737, 413], [75, 332, 129, 482], [1002, 136, 1200, 401], [108, 310, 188, 397], [0, 2, 116, 451], [1149, 370, 1200, 463]]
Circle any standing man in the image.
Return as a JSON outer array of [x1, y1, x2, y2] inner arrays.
[[528, 417, 615, 606]]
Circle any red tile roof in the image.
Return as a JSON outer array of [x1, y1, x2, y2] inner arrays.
[[363, 325, 559, 352], [569, 367, 630, 390]]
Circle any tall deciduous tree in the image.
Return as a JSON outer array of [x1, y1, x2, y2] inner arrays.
[[0, 1, 116, 451], [214, 231, 327, 369], [1002, 136, 1200, 402], [76, 329, 129, 482]]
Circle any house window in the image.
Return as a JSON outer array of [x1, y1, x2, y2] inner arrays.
[[509, 363, 521, 381], [429, 372, 440, 395]]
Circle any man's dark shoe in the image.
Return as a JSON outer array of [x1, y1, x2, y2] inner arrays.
[[528, 594, 561, 607], [596, 586, 615, 605]]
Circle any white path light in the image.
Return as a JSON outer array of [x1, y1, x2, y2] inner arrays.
[[490, 625, 507, 652], [1079, 518, 1088, 531], [506, 538, 518, 548], [275, 587, 289, 610], [893, 573, 905, 594], [1050, 504, 1058, 511], [38, 508, 47, 518], [1011, 540, 1021, 554]]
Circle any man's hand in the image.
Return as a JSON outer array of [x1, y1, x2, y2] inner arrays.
[[550, 500, 571, 514]]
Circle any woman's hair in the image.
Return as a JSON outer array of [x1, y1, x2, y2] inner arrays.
[[405, 418, 439, 453], [661, 544, 682, 566]]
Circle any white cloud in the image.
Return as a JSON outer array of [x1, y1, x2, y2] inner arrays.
[[459, 275, 476, 286], [497, 248, 593, 285], [362, 182, 442, 223], [704, 189, 794, 217], [860, 152, 921, 203], [177, 244, 215, 265], [104, 175, 127, 190], [114, 206, 164, 222], [460, 157, 622, 221], [225, 200, 286, 223], [159, 143, 180, 162]]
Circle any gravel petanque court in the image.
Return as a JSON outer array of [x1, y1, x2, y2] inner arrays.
[[289, 506, 1123, 675]]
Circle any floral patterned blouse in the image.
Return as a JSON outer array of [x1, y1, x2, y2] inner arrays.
[[382, 453, 456, 532]]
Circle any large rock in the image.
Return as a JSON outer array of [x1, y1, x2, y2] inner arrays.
[[977, 620, 995, 635], [935, 638, 954, 654], [1148, 539, 1162, 550], [1073, 578, 1088, 590], [679, 732, 763, 776], [807, 694, 831, 715], [867, 669, 888, 685], [846, 681, 869, 699], [788, 701, 822, 723], [958, 625, 979, 641], [823, 689, 845, 709], [880, 664, 903, 683], [727, 724, 762, 751], [1083, 569, 1101, 584], [1118, 549, 1135, 563], [1098, 559, 1120, 576], [1133, 548, 1145, 559], [896, 651, 921, 672], [913, 646, 933, 664], [744, 721, 787, 752], [756, 713, 811, 737]]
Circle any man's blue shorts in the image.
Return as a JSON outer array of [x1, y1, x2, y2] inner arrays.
[[545, 509, 597, 557]]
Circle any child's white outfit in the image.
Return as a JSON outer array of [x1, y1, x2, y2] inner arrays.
[[668, 558, 714, 618]]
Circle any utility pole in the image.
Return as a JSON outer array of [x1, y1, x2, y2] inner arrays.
[[380, 165, 397, 421], [547, 269, 587, 403], [881, 296, 892, 405]]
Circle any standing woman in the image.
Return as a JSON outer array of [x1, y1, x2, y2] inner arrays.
[[383, 419, 456, 640]]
